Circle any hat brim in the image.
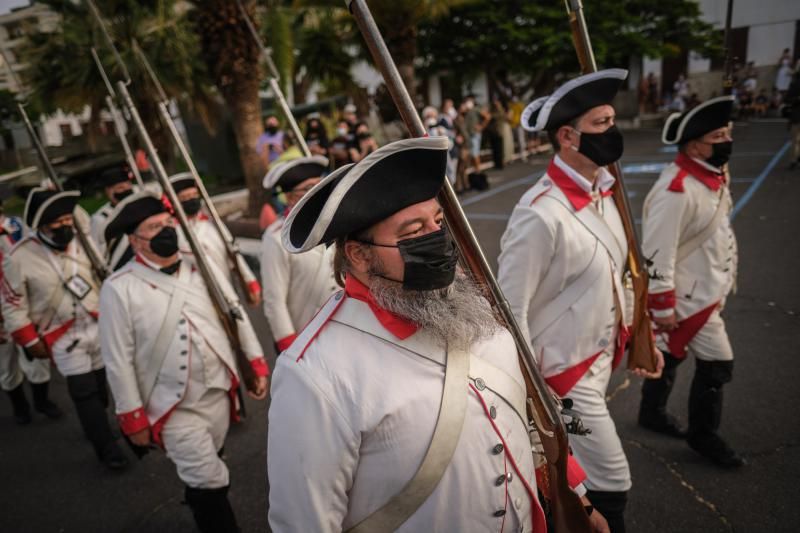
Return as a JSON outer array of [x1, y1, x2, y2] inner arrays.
[[168, 172, 197, 194], [262, 156, 329, 190], [23, 188, 80, 229], [662, 96, 735, 145], [104, 191, 168, 243], [282, 137, 449, 253]]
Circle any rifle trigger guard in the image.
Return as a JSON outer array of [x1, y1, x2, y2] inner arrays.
[[561, 407, 592, 436]]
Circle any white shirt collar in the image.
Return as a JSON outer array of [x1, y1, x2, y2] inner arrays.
[[690, 156, 722, 174], [553, 154, 616, 193]]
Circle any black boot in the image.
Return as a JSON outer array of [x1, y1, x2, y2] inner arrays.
[[30, 381, 63, 419], [66, 372, 129, 470], [687, 360, 745, 468], [184, 485, 240, 533], [638, 351, 687, 438], [6, 383, 32, 425], [585, 490, 628, 533]]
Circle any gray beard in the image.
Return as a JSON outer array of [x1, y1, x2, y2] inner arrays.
[[369, 270, 501, 349]]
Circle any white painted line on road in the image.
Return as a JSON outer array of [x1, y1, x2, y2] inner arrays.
[[622, 162, 669, 174], [731, 141, 791, 220]]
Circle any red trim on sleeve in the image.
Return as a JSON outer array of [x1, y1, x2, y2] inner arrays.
[[666, 302, 718, 358], [41, 319, 76, 349], [250, 357, 270, 378], [544, 349, 604, 397], [567, 455, 588, 488], [648, 290, 676, 311], [247, 280, 262, 297], [276, 333, 297, 352], [11, 323, 38, 346], [117, 407, 149, 435]]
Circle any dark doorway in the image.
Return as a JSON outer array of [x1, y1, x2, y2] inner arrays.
[[662, 49, 689, 96]]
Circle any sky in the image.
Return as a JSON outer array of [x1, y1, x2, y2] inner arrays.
[[0, 0, 29, 16]]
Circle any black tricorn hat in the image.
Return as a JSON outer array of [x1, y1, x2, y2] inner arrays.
[[104, 191, 168, 242], [23, 187, 80, 229], [99, 166, 131, 188], [282, 137, 449, 253], [262, 156, 329, 191], [168, 172, 197, 194], [662, 96, 734, 145], [521, 69, 628, 132]]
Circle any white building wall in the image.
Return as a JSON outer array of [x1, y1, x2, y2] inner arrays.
[[747, 21, 796, 66], [688, 51, 711, 74]]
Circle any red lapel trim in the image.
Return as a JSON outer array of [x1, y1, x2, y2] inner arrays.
[[547, 160, 592, 211], [344, 276, 418, 340], [674, 153, 724, 192]]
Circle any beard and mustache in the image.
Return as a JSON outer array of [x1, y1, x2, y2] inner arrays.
[[367, 260, 501, 349]]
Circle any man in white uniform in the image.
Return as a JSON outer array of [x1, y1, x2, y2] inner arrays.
[[498, 70, 662, 533], [99, 191, 269, 532], [89, 167, 134, 268], [1, 188, 127, 469], [639, 96, 744, 468], [0, 200, 60, 424], [260, 156, 337, 352], [169, 172, 262, 305], [268, 137, 604, 533]]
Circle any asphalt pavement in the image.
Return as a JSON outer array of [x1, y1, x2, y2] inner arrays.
[[1, 118, 796, 532]]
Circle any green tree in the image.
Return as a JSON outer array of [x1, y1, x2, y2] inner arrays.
[[21, 0, 212, 161], [418, 0, 720, 99]]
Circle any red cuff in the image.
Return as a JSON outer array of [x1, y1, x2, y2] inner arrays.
[[567, 454, 588, 489], [648, 290, 676, 311], [11, 323, 38, 346], [248, 280, 262, 296], [117, 407, 149, 435], [276, 333, 297, 352], [250, 357, 270, 378]]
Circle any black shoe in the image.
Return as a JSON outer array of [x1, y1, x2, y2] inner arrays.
[[6, 384, 32, 425], [100, 441, 130, 471], [31, 382, 63, 419], [638, 411, 687, 438], [688, 433, 747, 468]]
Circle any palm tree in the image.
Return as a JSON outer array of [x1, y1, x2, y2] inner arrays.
[[22, 0, 212, 164], [191, 0, 266, 216]]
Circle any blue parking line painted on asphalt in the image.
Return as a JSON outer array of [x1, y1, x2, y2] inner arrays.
[[731, 141, 791, 220], [622, 162, 669, 174]]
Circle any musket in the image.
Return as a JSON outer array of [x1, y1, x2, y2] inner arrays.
[[236, 0, 311, 157], [0, 45, 111, 282], [345, 1, 591, 531], [90, 47, 144, 187], [130, 40, 262, 306], [721, 0, 735, 96], [564, 0, 658, 373], [87, 0, 256, 414]]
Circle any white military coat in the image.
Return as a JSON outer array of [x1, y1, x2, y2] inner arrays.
[[268, 276, 566, 533], [497, 156, 630, 396], [642, 153, 738, 359], [98, 254, 268, 444], [260, 216, 337, 350]]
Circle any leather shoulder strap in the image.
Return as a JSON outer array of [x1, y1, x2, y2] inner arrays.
[[677, 188, 727, 262], [345, 345, 469, 533]]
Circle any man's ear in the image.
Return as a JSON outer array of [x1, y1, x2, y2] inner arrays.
[[344, 240, 371, 275], [557, 125, 576, 150]]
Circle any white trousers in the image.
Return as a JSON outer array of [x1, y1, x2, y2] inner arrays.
[[161, 387, 231, 489], [656, 308, 734, 362], [0, 341, 50, 390], [566, 351, 632, 493]]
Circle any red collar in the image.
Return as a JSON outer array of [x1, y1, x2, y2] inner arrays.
[[547, 160, 612, 211], [344, 275, 418, 340], [674, 153, 725, 192]]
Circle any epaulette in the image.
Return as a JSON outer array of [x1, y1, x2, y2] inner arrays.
[[284, 290, 346, 362], [522, 176, 554, 207]]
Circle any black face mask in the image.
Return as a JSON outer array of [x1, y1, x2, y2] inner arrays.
[[181, 198, 202, 216], [146, 226, 179, 258], [266, 126, 279, 135], [41, 225, 74, 250], [574, 125, 624, 167], [705, 141, 733, 168], [113, 189, 133, 205], [362, 228, 458, 291]]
